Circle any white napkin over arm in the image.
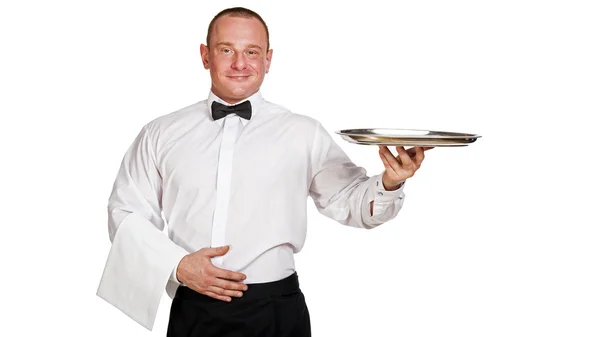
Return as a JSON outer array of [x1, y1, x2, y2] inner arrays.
[[96, 123, 188, 331]]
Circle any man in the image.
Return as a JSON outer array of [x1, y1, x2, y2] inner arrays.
[[97, 6, 430, 337]]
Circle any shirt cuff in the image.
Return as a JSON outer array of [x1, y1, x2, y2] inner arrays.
[[170, 259, 182, 285], [372, 173, 405, 202]]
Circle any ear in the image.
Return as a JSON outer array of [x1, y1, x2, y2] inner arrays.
[[200, 44, 210, 69], [265, 49, 273, 73]]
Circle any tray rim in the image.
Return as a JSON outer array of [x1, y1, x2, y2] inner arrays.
[[335, 128, 482, 139], [340, 137, 473, 146], [352, 142, 468, 147], [346, 135, 475, 143]]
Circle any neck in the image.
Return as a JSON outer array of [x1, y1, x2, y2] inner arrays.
[[212, 87, 258, 104]]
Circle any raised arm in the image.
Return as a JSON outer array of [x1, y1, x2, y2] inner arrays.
[[308, 121, 406, 229]]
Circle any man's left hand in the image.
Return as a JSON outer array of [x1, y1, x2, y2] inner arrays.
[[378, 146, 434, 190]]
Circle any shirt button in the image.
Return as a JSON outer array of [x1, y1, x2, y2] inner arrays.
[[377, 192, 383, 196]]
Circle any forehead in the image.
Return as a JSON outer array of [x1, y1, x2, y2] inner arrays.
[[211, 15, 268, 48]]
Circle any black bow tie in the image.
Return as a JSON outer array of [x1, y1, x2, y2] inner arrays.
[[211, 100, 252, 121]]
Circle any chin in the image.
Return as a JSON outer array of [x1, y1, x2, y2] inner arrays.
[[230, 87, 256, 98]]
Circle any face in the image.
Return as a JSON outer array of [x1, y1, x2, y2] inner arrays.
[[201, 15, 272, 104]]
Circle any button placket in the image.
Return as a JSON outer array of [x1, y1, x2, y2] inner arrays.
[[210, 116, 239, 267]]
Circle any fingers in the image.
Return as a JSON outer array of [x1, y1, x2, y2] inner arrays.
[[395, 146, 414, 169], [191, 275, 248, 302], [211, 266, 247, 282], [212, 276, 248, 292], [204, 245, 230, 257], [208, 285, 244, 298], [202, 277, 248, 302], [402, 146, 432, 167], [201, 246, 246, 281], [182, 246, 249, 303], [378, 147, 393, 170], [380, 145, 430, 182], [203, 290, 232, 302], [413, 147, 425, 167], [379, 146, 403, 173]]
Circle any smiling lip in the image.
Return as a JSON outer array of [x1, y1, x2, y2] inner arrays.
[[227, 75, 251, 81]]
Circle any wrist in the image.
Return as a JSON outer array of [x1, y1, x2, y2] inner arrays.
[[175, 255, 188, 283], [382, 179, 404, 191]]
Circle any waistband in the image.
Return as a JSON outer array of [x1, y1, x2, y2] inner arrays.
[[175, 271, 300, 303]]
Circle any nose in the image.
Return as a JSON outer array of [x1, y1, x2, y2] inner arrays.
[[231, 53, 247, 70]]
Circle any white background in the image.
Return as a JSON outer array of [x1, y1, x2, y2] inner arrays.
[[1, 0, 599, 336]]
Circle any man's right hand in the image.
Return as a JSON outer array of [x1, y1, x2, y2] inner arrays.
[[175, 245, 248, 302]]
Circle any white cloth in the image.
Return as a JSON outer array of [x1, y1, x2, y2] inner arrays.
[[96, 91, 406, 330]]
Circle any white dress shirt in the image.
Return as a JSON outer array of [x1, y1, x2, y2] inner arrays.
[[96, 91, 406, 331]]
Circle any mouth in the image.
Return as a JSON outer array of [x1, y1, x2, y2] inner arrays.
[[227, 75, 251, 81]]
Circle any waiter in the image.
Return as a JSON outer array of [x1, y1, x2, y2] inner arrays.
[[97, 6, 430, 337]]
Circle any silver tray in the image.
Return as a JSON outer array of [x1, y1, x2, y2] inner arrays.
[[335, 128, 481, 147]]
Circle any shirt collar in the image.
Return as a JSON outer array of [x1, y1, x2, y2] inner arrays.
[[207, 90, 264, 127]]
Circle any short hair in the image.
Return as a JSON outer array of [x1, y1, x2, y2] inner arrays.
[[206, 7, 270, 50]]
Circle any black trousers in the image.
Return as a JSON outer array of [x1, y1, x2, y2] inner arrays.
[[167, 272, 311, 337]]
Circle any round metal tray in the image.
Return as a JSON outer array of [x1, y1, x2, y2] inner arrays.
[[335, 128, 481, 147]]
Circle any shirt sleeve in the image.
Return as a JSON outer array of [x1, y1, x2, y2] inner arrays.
[[308, 121, 406, 229], [96, 124, 188, 331], [171, 265, 181, 285]]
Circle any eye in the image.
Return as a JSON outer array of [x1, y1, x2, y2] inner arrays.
[[247, 50, 259, 56], [221, 48, 233, 54]]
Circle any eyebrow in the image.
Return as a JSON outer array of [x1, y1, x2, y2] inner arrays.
[[247, 44, 263, 51], [215, 42, 263, 51]]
